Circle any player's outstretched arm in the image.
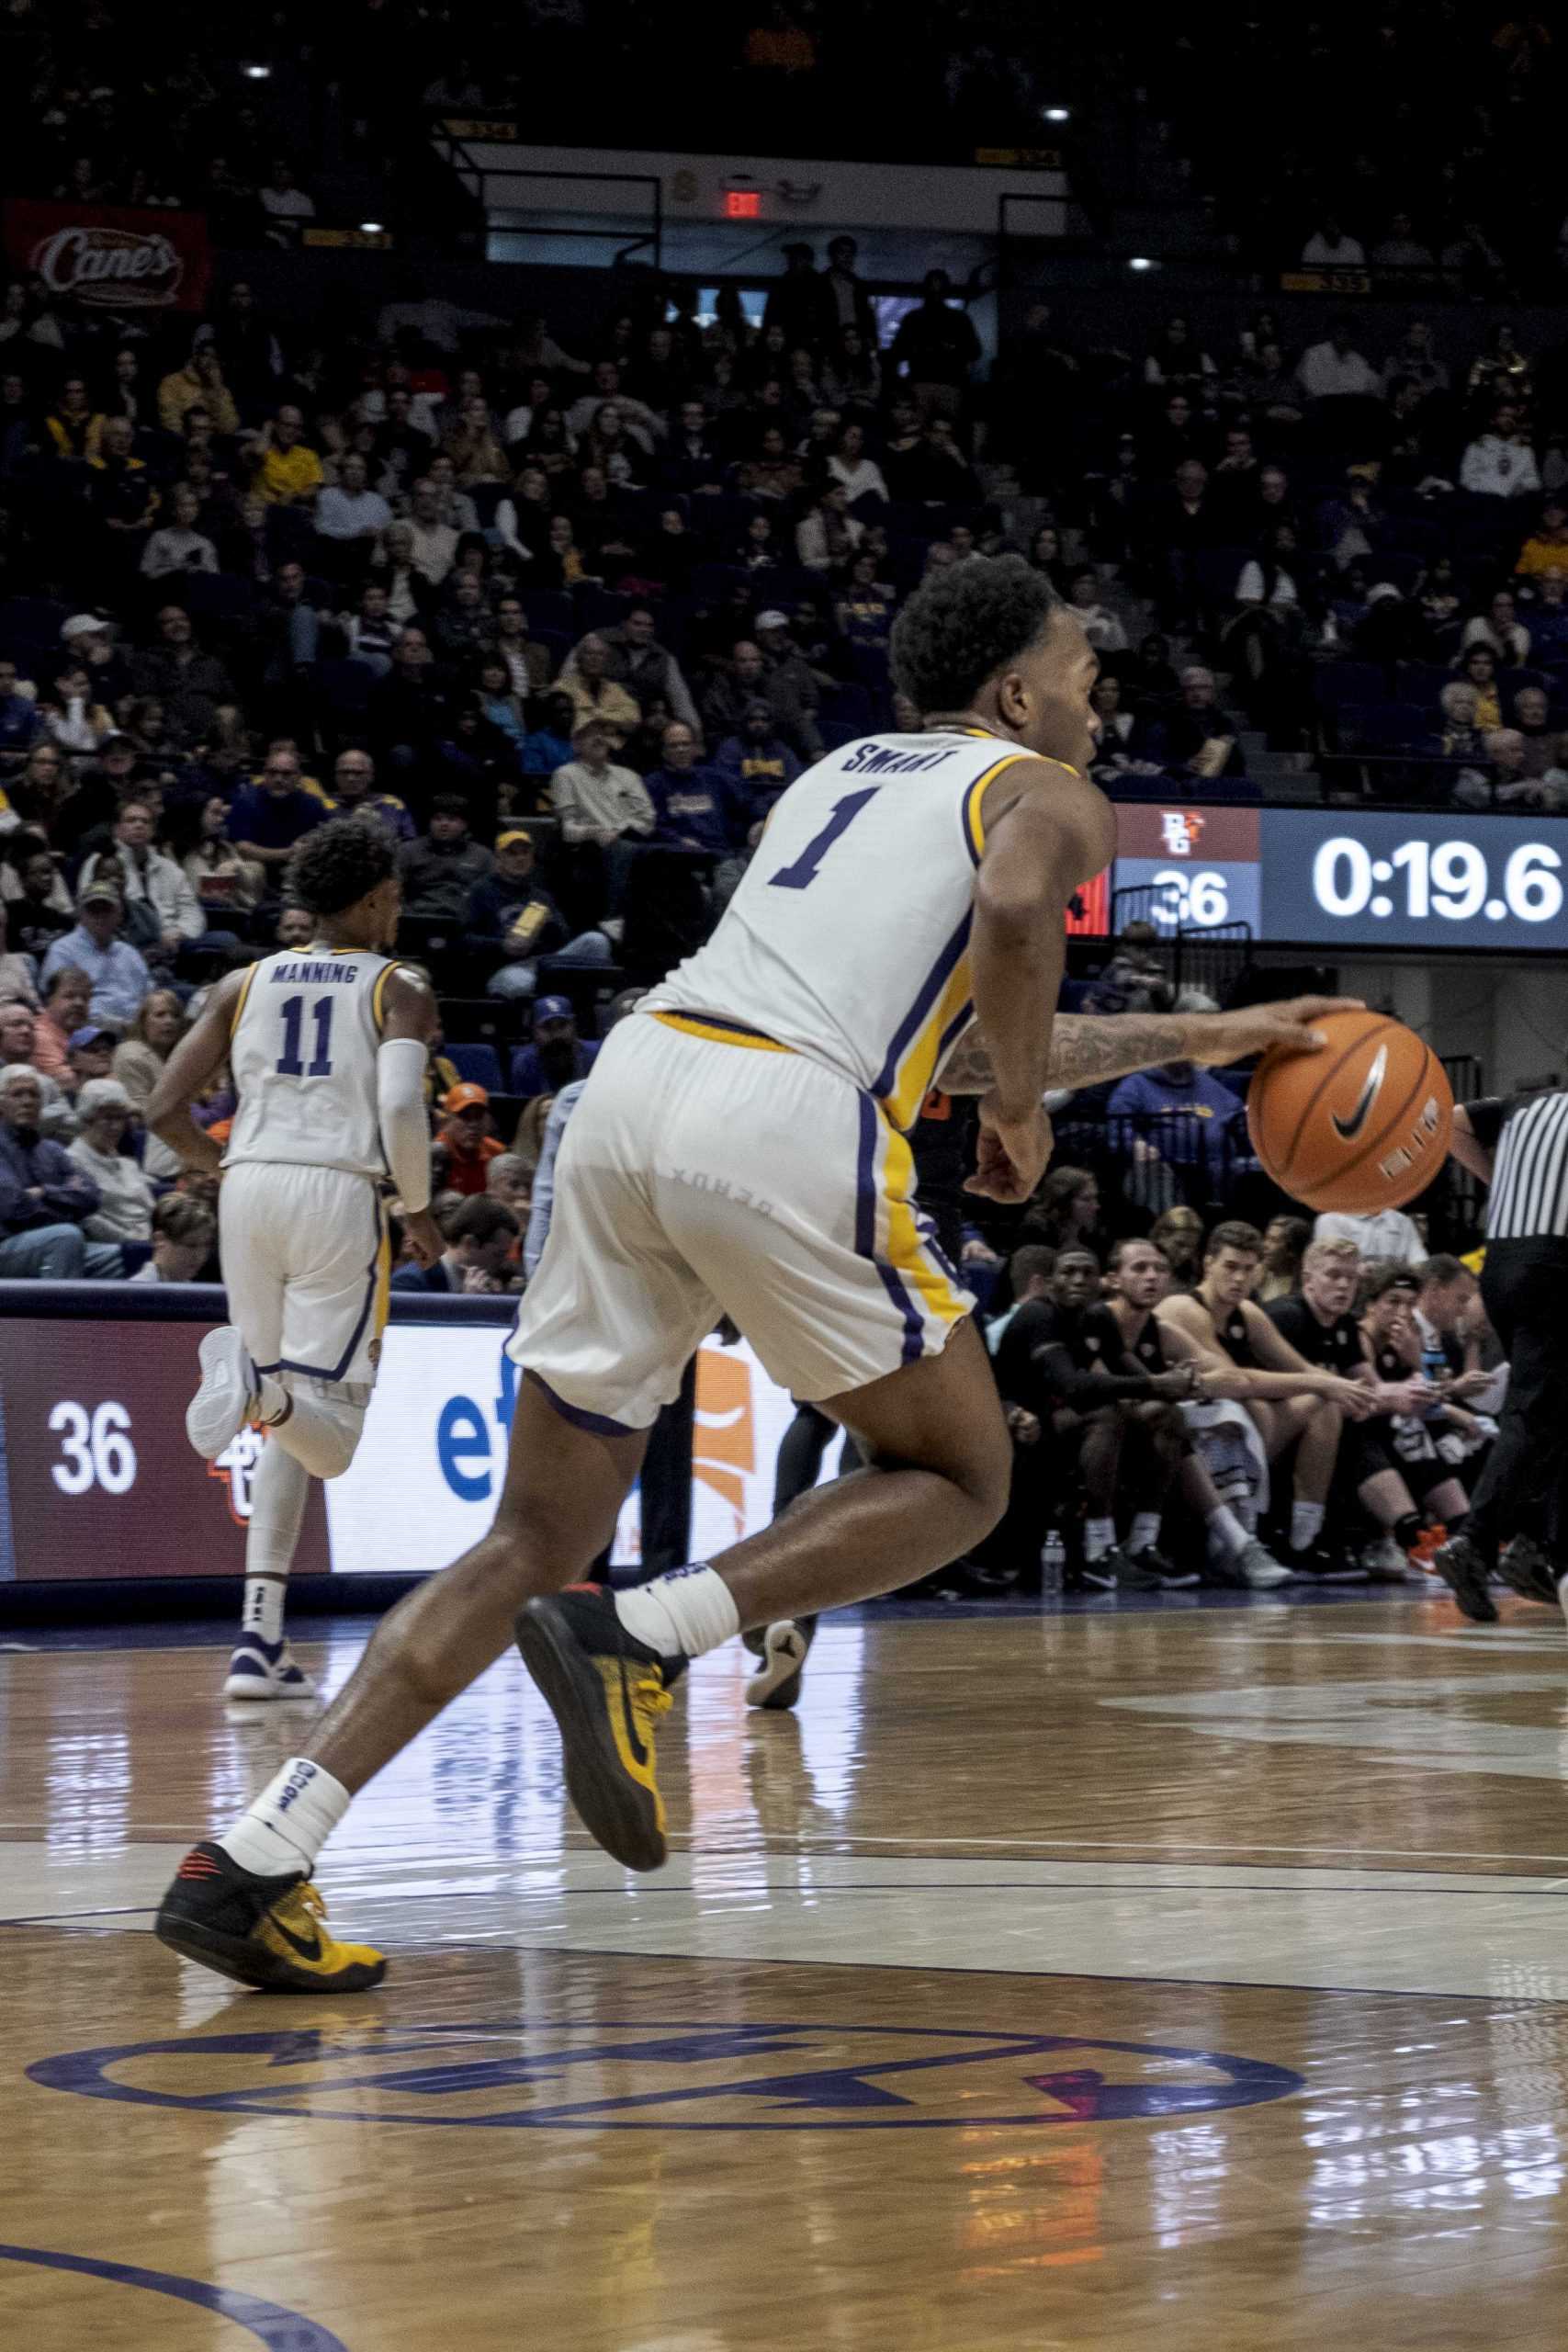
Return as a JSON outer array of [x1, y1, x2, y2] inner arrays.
[[941, 996, 1365, 1096], [145, 967, 249, 1176]]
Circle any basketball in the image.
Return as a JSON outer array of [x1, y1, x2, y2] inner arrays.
[[1247, 1010, 1453, 1214]]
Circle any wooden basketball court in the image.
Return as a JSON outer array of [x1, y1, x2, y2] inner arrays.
[[3, 1589, 1567, 2349]]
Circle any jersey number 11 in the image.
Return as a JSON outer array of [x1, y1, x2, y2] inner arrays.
[[276, 994, 335, 1078]]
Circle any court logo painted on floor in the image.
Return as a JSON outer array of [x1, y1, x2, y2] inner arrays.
[[30, 2019, 1302, 2131]]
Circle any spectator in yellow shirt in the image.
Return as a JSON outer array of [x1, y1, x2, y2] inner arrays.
[[251, 406, 324, 505], [1516, 497, 1568, 578], [156, 348, 240, 438]]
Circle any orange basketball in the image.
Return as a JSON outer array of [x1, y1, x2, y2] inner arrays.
[[1246, 1009, 1453, 1213]]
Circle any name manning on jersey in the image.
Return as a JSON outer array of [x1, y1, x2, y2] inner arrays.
[[268, 960, 362, 985]]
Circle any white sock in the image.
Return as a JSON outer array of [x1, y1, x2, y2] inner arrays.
[[240, 1440, 310, 1647], [1083, 1516, 1116, 1561], [217, 1757, 350, 1877], [1291, 1500, 1325, 1553], [1205, 1503, 1248, 1561], [1129, 1512, 1162, 1555], [613, 1564, 740, 1659]]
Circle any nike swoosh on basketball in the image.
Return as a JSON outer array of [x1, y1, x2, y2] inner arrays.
[[1331, 1046, 1388, 1142], [270, 1915, 324, 1962]]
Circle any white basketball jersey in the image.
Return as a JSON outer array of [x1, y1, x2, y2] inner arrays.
[[647, 729, 1048, 1129], [226, 946, 398, 1180]]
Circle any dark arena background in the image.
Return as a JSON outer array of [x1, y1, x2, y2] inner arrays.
[[1, 6, 1567, 2346]]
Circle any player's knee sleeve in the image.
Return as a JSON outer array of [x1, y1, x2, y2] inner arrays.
[[274, 1389, 367, 1481]]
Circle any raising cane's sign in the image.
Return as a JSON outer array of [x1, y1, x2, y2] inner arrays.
[[3, 200, 212, 313]]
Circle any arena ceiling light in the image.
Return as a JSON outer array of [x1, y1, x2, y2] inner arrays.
[[360, 220, 385, 233], [1128, 255, 1156, 272], [242, 62, 272, 78], [1042, 107, 1070, 122]]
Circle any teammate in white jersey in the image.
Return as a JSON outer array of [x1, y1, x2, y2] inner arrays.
[[155, 560, 1351, 1992], [148, 820, 442, 1710]]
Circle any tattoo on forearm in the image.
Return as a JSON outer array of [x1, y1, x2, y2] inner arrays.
[[939, 1014, 1194, 1096]]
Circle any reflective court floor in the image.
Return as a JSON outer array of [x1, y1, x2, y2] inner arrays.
[[5, 1590, 1568, 2349]]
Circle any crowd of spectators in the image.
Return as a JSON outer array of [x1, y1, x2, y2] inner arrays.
[[992, 295, 1568, 808]]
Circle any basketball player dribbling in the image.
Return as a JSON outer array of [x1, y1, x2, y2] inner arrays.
[[148, 822, 445, 1708], [155, 557, 1353, 1992]]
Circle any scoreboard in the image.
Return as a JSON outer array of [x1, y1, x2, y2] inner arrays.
[[1107, 803, 1565, 953]]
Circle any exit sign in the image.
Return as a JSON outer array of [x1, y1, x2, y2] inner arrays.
[[724, 188, 761, 219]]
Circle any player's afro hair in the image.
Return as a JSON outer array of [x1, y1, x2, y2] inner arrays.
[[287, 816, 399, 916], [889, 553, 1061, 715]]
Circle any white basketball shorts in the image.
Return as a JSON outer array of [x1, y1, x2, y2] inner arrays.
[[506, 1011, 974, 1433], [220, 1161, 391, 1390]]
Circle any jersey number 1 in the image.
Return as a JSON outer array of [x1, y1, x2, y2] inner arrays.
[[768, 787, 878, 891], [276, 994, 334, 1078]]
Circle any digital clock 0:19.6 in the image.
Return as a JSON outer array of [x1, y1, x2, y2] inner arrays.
[[1310, 832, 1563, 927]]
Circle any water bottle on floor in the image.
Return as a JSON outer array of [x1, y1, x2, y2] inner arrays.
[[1041, 1531, 1066, 1595]]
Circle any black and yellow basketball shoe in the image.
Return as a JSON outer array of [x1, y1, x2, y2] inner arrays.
[[155, 1843, 387, 1992], [515, 1586, 675, 1871]]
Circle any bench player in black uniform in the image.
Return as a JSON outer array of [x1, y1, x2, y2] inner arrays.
[[991, 1245, 1200, 1588], [1103, 1238, 1290, 1586], [1156, 1219, 1373, 1577], [1358, 1263, 1478, 1555], [1264, 1238, 1465, 1577]]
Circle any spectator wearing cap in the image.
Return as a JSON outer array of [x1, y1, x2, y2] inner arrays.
[[510, 995, 600, 1103], [228, 745, 325, 876], [59, 612, 129, 710], [327, 746, 414, 842], [400, 795, 492, 927], [79, 798, 207, 960], [436, 1081, 505, 1195], [643, 721, 742, 856], [464, 826, 573, 1001], [68, 1078, 155, 1244], [0, 1064, 121, 1279], [752, 611, 825, 762], [39, 880, 154, 1031], [1460, 400, 1540, 499], [66, 1023, 117, 1092], [714, 699, 801, 824]]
